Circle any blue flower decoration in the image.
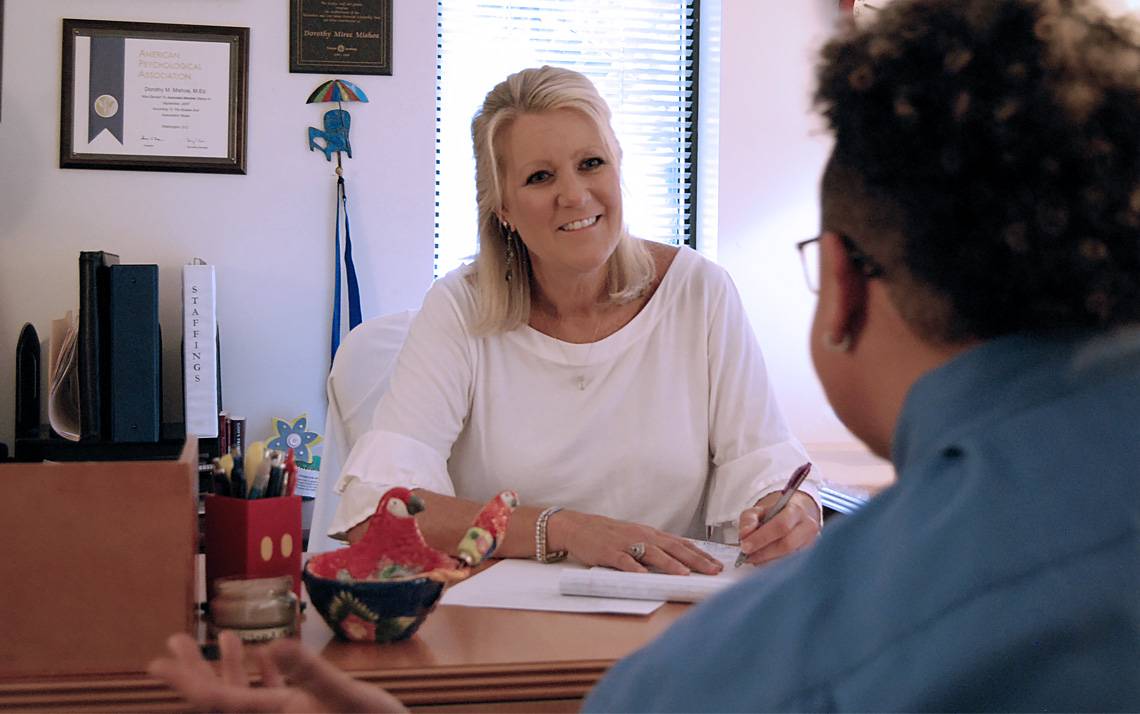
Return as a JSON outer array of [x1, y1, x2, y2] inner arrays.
[[267, 415, 322, 463]]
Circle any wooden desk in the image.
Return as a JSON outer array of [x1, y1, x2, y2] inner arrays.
[[304, 603, 688, 712], [0, 571, 688, 712], [0, 447, 890, 711]]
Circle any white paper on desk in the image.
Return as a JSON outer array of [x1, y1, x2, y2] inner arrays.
[[441, 559, 663, 615], [560, 539, 757, 603]]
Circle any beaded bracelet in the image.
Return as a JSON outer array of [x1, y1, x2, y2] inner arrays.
[[534, 505, 567, 563]]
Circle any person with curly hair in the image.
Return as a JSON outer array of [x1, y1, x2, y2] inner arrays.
[[148, 1, 1139, 711], [587, 0, 1140, 709]]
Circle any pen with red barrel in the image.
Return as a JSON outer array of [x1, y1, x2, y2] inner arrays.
[[734, 462, 813, 568], [284, 448, 298, 497]]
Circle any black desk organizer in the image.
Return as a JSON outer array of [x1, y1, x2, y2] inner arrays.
[[14, 423, 191, 462]]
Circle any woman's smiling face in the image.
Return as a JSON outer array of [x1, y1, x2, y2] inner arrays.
[[497, 108, 623, 282]]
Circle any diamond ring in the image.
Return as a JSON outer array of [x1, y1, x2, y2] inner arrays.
[[626, 542, 647, 562]]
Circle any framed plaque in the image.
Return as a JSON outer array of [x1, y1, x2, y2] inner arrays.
[[290, 0, 392, 76], [60, 19, 249, 174]]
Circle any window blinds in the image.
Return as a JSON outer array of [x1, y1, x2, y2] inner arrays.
[[435, 0, 698, 277]]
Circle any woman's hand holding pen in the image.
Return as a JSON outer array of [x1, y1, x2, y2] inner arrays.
[[549, 511, 723, 575], [735, 491, 820, 567]]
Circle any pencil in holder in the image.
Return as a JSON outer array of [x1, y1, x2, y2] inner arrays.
[[203, 495, 302, 600]]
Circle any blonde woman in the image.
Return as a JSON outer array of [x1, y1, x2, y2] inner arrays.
[[328, 66, 820, 574]]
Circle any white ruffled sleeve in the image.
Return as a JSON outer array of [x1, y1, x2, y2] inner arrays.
[[703, 268, 820, 529], [326, 274, 475, 540]]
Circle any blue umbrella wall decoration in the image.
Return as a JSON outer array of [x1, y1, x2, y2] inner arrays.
[[307, 78, 369, 364]]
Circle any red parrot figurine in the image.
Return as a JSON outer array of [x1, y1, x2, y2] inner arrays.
[[306, 487, 451, 581], [457, 490, 519, 565], [306, 487, 519, 585]]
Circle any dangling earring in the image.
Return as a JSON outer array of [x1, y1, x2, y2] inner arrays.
[[823, 332, 852, 353], [500, 220, 517, 284]]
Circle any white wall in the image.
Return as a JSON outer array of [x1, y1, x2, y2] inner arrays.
[[717, 0, 854, 444], [715, 0, 1139, 445], [1101, 0, 1140, 13], [0, 1, 436, 451], [0, 0, 858, 463]]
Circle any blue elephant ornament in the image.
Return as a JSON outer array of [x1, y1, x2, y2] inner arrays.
[[308, 108, 352, 161]]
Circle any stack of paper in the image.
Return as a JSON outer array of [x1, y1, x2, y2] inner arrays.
[[559, 540, 754, 603], [441, 559, 663, 615], [441, 540, 758, 614]]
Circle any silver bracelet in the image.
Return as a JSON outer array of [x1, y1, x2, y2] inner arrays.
[[534, 506, 567, 563]]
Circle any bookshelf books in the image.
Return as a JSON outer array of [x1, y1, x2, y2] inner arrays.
[[183, 260, 220, 438], [108, 264, 161, 442], [77, 250, 119, 441]]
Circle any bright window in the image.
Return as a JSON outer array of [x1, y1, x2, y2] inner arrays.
[[435, 0, 699, 277]]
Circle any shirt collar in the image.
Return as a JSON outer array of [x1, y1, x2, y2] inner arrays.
[[890, 326, 1140, 474]]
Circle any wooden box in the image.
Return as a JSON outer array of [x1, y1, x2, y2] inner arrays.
[[0, 439, 198, 678]]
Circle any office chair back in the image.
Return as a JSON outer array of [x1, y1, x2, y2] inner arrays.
[[308, 310, 417, 554]]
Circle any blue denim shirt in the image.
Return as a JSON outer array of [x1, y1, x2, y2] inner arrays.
[[585, 328, 1140, 712]]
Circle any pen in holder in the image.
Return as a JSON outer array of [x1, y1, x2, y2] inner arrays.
[[203, 494, 303, 602]]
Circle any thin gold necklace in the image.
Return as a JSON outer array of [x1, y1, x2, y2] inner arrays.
[[553, 310, 606, 391]]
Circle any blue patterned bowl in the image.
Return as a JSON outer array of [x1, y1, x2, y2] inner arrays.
[[302, 563, 444, 643]]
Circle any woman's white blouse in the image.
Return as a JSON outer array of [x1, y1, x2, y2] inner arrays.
[[329, 247, 817, 540]]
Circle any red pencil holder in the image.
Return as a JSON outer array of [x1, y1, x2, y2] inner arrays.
[[204, 495, 303, 600]]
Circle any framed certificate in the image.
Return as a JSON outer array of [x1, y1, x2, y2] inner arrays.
[[290, 0, 392, 75], [60, 19, 249, 174]]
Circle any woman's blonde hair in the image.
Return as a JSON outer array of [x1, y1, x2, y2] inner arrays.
[[469, 65, 654, 334]]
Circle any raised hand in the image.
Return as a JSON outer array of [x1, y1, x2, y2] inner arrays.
[[148, 630, 406, 713]]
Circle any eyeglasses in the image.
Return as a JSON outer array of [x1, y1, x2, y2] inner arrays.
[[795, 234, 886, 294]]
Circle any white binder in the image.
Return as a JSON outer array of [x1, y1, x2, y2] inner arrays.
[[182, 259, 219, 437]]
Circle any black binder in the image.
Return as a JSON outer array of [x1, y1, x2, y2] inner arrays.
[[108, 264, 160, 442], [78, 250, 119, 441]]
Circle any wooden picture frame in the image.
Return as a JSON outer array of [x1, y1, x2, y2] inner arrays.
[[60, 18, 249, 174], [290, 0, 392, 76]]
